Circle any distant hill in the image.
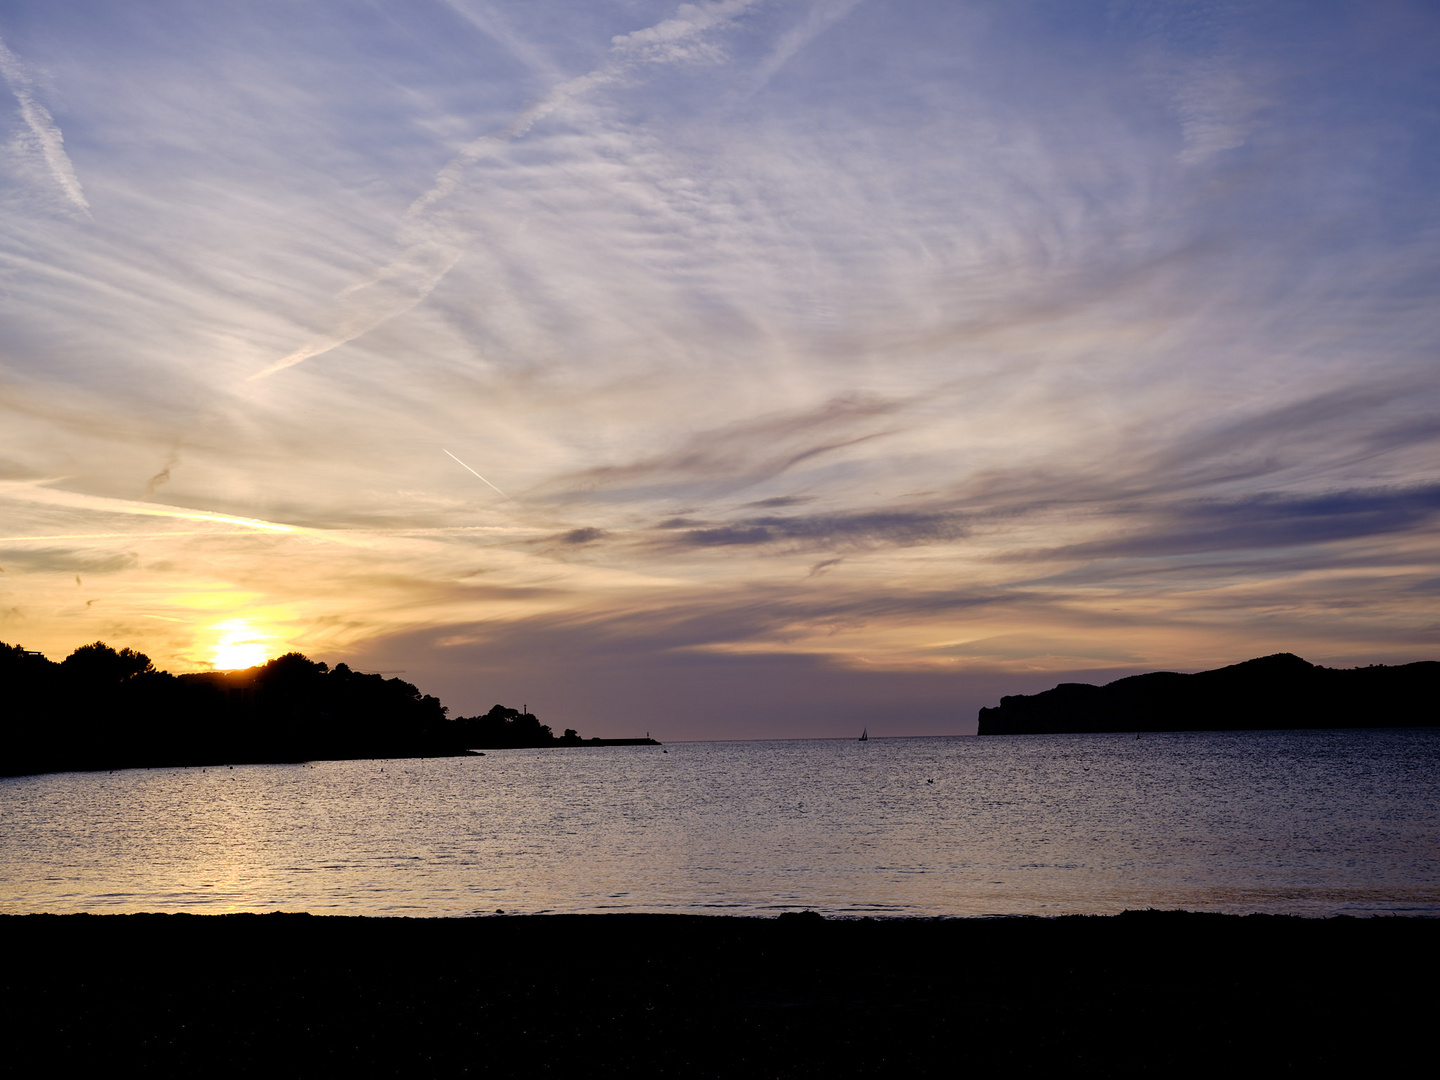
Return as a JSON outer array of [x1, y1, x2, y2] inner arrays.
[[976, 653, 1439, 735]]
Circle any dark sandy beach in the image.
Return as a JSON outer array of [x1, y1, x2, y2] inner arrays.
[[3, 910, 1434, 1077]]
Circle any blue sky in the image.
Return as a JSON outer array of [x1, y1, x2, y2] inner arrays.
[[2, 1, 1438, 736]]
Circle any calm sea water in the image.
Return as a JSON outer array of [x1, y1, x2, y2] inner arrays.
[[3, 730, 1438, 918]]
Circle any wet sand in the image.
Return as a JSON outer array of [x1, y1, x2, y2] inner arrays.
[[3, 910, 1434, 1076]]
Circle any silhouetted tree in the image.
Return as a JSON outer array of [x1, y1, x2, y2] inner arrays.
[[450, 705, 557, 748], [0, 639, 620, 775], [60, 641, 154, 685], [2, 641, 465, 775]]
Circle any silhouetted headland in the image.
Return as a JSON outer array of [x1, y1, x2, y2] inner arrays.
[[0, 640, 657, 777], [977, 652, 1439, 735], [449, 704, 659, 749]]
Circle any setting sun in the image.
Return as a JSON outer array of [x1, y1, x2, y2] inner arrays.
[[211, 621, 272, 671]]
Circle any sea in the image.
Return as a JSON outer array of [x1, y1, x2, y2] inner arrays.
[[3, 729, 1438, 918]]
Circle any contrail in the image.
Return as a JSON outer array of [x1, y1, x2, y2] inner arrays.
[[0, 34, 90, 217], [248, 242, 462, 380], [742, 0, 868, 100], [444, 449, 509, 497], [437, 0, 563, 83], [0, 479, 300, 533], [251, 0, 765, 380]]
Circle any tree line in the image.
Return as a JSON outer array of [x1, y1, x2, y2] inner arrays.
[[0, 640, 639, 777]]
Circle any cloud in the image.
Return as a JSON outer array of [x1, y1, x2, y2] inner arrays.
[[0, 33, 90, 217], [1110, 0, 1265, 165], [661, 509, 966, 551], [414, 579, 1015, 663], [249, 242, 464, 379], [144, 451, 180, 497], [540, 394, 902, 502], [252, 0, 767, 380], [437, 0, 564, 82], [1042, 483, 1440, 560], [744, 495, 814, 509], [0, 548, 137, 575], [742, 0, 868, 97], [609, 0, 762, 64], [1172, 57, 1262, 165], [0, 480, 302, 535]]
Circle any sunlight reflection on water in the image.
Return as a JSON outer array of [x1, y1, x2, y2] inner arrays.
[[3, 729, 1438, 917]]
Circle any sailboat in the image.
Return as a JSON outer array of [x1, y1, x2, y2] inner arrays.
[[858, 728, 868, 742]]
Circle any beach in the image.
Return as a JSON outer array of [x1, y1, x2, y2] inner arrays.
[[5, 910, 1434, 1076]]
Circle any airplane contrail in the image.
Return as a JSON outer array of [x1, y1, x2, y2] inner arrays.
[[250, 0, 765, 380], [0, 34, 91, 217], [0, 479, 299, 532], [443, 449, 509, 497]]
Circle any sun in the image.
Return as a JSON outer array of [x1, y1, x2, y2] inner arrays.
[[211, 620, 273, 670], [213, 641, 270, 669]]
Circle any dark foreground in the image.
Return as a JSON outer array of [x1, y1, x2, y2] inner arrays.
[[3, 910, 1434, 1077]]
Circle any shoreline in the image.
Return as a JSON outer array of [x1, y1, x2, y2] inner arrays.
[[6, 725, 1433, 780], [0, 740, 665, 780], [7, 910, 1435, 1074]]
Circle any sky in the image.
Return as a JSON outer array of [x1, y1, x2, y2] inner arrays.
[[1, 0, 1438, 738]]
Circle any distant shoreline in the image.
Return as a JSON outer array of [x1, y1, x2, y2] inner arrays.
[[979, 652, 1440, 735], [14, 727, 1440, 779]]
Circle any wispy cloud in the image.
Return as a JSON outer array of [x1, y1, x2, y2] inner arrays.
[[540, 394, 902, 503], [1036, 483, 1440, 561], [252, 0, 766, 379], [1110, 0, 1266, 164], [654, 509, 966, 552], [742, 0, 868, 97], [0, 33, 89, 217], [250, 242, 464, 380], [0, 480, 301, 534], [437, 0, 564, 82]]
